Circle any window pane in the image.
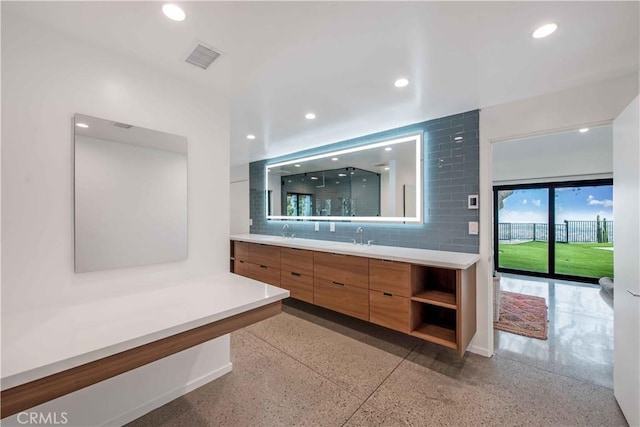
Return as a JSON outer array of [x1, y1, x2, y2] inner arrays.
[[554, 185, 613, 278], [497, 188, 549, 274]]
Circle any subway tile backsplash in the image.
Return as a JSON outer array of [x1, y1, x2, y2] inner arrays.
[[249, 110, 479, 254]]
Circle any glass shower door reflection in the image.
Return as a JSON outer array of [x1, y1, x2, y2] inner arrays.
[[497, 188, 549, 274]]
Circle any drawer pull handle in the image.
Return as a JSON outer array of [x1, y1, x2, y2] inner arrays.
[[239, 260, 245, 264], [291, 272, 301, 277], [332, 281, 345, 287], [383, 292, 393, 297], [260, 265, 268, 269]]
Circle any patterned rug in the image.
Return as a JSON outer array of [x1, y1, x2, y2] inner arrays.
[[494, 291, 548, 340]]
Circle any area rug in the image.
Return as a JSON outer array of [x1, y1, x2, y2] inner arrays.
[[494, 291, 548, 340]]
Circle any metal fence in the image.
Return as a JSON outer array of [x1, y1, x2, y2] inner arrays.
[[498, 221, 614, 243]]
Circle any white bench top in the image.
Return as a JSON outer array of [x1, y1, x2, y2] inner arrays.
[[1, 273, 289, 390]]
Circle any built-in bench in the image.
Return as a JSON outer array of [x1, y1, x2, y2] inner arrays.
[[1, 273, 289, 419]]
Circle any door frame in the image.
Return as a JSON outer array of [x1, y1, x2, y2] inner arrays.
[[494, 178, 613, 284]]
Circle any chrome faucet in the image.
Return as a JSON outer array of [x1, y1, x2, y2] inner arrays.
[[356, 227, 364, 245], [282, 224, 289, 238]]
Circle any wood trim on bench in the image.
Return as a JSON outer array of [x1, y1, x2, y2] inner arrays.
[[1, 301, 282, 419]]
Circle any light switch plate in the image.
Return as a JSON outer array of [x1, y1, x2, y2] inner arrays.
[[468, 221, 478, 235], [315, 222, 320, 232], [330, 222, 335, 232]]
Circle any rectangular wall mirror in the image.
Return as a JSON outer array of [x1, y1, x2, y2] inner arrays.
[[266, 134, 422, 222], [74, 113, 188, 273]]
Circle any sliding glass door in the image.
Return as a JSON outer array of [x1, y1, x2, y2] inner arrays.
[[554, 184, 614, 278], [494, 179, 613, 283], [496, 188, 549, 274]]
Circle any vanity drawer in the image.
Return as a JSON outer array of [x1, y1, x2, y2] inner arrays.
[[313, 252, 369, 289], [369, 290, 410, 333], [313, 278, 369, 321], [280, 271, 313, 304], [234, 259, 251, 278], [249, 243, 281, 268], [234, 241, 249, 262], [248, 263, 281, 287], [281, 247, 314, 277], [369, 259, 412, 297]]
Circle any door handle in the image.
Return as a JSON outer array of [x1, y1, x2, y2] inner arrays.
[[332, 281, 345, 287], [290, 272, 301, 277], [627, 290, 640, 297]]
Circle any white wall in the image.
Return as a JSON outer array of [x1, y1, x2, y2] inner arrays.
[[475, 73, 639, 356], [2, 12, 231, 424], [493, 126, 613, 184], [230, 164, 250, 234], [612, 96, 639, 427]]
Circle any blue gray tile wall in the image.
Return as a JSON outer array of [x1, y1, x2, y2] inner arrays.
[[249, 110, 480, 253]]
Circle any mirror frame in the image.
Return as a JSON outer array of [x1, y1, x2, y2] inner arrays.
[[265, 133, 422, 222]]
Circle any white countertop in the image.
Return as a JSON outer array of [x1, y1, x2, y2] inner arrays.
[[1, 273, 289, 390], [230, 234, 480, 270]]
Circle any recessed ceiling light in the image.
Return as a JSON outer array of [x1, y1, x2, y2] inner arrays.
[[246, 134, 256, 140], [394, 78, 409, 88], [579, 128, 589, 133], [454, 136, 463, 141], [311, 176, 318, 180], [332, 157, 338, 161], [384, 147, 392, 151], [532, 23, 558, 39], [162, 4, 186, 21], [384, 167, 390, 171], [294, 164, 301, 167], [338, 173, 347, 177], [75, 123, 89, 128], [336, 181, 340, 184], [305, 113, 316, 120]]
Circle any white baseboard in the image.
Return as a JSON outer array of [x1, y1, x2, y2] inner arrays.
[[468, 344, 493, 357], [103, 362, 233, 426]]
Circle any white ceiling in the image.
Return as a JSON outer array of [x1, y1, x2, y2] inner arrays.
[[5, 1, 639, 166]]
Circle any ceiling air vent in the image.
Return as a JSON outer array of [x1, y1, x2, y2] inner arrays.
[[185, 43, 221, 70]]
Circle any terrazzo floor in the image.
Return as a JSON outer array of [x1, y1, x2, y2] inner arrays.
[[128, 275, 625, 427]]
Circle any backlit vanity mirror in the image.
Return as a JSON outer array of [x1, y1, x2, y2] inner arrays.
[[74, 113, 188, 273], [266, 134, 422, 222]]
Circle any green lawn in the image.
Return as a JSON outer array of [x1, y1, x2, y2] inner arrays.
[[498, 241, 613, 278]]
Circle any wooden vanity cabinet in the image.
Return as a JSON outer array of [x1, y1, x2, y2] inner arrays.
[[313, 252, 369, 321], [231, 240, 476, 356], [232, 241, 281, 286], [368, 259, 415, 333], [280, 247, 314, 303]]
